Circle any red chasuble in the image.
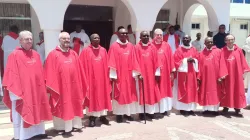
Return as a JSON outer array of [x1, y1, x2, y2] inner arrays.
[[135, 42, 161, 105], [0, 36, 3, 77], [174, 46, 199, 103], [79, 45, 112, 112], [163, 34, 180, 49], [220, 45, 250, 108], [108, 42, 140, 105], [3, 47, 52, 128], [198, 46, 228, 106], [73, 37, 81, 55], [151, 41, 175, 99], [44, 47, 88, 121]]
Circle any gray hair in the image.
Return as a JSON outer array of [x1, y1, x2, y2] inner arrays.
[[59, 32, 69, 39], [154, 28, 163, 35], [19, 30, 32, 40]]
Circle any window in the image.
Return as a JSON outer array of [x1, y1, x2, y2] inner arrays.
[[191, 23, 200, 29], [231, 0, 244, 3], [245, 0, 250, 3], [240, 24, 248, 30]]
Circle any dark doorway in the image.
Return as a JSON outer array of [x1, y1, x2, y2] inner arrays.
[[63, 5, 113, 50]]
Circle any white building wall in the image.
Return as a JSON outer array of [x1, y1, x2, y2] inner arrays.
[[230, 19, 249, 47], [190, 17, 208, 41], [162, 0, 180, 25]]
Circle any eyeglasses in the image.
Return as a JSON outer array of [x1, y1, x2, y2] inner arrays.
[[142, 35, 149, 37], [120, 32, 128, 35]]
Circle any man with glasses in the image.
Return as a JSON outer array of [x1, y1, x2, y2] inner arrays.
[[108, 28, 141, 123], [44, 32, 88, 135], [220, 34, 250, 116], [2, 30, 52, 140], [213, 24, 228, 49], [151, 29, 175, 116]]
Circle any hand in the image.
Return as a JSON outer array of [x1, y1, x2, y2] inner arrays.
[[139, 75, 143, 80], [80, 41, 84, 45], [111, 78, 116, 82], [170, 73, 174, 81], [217, 78, 223, 84], [197, 79, 201, 86], [155, 76, 160, 83], [187, 58, 195, 63]]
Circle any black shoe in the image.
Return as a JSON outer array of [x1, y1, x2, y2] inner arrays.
[[162, 111, 169, 116], [146, 113, 155, 119], [116, 115, 123, 123], [139, 113, 146, 120], [89, 116, 96, 127], [202, 110, 209, 115], [235, 109, 243, 117], [189, 111, 196, 116], [100, 116, 110, 125], [180, 110, 189, 116], [123, 115, 134, 121], [222, 107, 229, 113], [32, 134, 48, 139], [212, 111, 219, 116]]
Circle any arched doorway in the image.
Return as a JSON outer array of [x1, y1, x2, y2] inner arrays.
[[63, 1, 114, 49]]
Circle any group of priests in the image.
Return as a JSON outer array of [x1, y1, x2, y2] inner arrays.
[[1, 25, 249, 140]]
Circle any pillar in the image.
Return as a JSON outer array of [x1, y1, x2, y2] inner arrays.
[[121, 0, 168, 43], [27, 0, 71, 57]]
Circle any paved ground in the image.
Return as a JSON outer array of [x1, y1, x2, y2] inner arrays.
[[1, 105, 250, 140]]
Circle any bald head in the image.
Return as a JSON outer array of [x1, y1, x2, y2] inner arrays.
[[59, 32, 70, 50], [205, 37, 213, 49], [182, 34, 191, 46], [90, 33, 100, 48], [140, 31, 149, 44], [154, 28, 163, 35], [118, 28, 128, 43]]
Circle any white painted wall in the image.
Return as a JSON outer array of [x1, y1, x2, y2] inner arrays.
[[161, 0, 180, 25], [230, 19, 249, 47], [70, 0, 115, 7], [190, 17, 208, 41]]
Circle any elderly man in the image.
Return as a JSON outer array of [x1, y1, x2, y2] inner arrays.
[[2, 30, 52, 140], [151, 29, 175, 116], [220, 34, 250, 116], [70, 24, 90, 55], [45, 32, 88, 134], [1, 25, 20, 70], [108, 28, 140, 123], [198, 37, 228, 115], [135, 31, 162, 120], [80, 34, 112, 127], [173, 35, 199, 116], [35, 32, 45, 64]]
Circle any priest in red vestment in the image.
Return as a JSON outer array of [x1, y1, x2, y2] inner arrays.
[[2, 30, 52, 140], [220, 34, 250, 116], [44, 32, 88, 134], [79, 34, 112, 127], [198, 37, 228, 115], [173, 35, 199, 116], [108, 28, 141, 123], [163, 26, 180, 53], [135, 31, 162, 120], [151, 29, 175, 116]]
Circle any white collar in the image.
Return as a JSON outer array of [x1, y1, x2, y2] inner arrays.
[[181, 45, 192, 49], [92, 45, 100, 49], [59, 45, 69, 52], [142, 42, 149, 46], [227, 46, 234, 51], [116, 39, 128, 45], [154, 41, 162, 44], [206, 47, 213, 51]]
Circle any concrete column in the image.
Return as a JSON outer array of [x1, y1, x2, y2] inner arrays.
[[43, 29, 61, 57], [120, 0, 167, 44], [27, 0, 71, 57], [30, 7, 41, 47]]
